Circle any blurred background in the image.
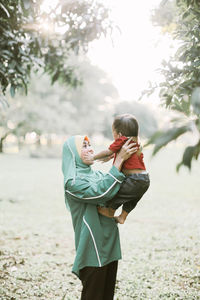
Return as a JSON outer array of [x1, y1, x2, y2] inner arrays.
[[0, 0, 199, 299]]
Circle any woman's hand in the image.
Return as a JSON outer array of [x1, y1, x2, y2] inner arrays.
[[114, 138, 138, 171], [118, 138, 138, 160]]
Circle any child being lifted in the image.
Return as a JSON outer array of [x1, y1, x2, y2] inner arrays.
[[94, 113, 150, 224]]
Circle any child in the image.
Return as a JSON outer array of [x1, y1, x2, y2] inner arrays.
[[94, 113, 150, 224]]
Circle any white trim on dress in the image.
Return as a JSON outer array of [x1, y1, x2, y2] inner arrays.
[[83, 216, 102, 267], [108, 172, 123, 183], [65, 181, 117, 200]]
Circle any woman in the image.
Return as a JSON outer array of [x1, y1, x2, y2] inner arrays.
[[62, 135, 137, 300]]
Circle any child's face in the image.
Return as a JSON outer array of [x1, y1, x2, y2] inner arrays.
[[112, 125, 121, 140], [81, 139, 94, 165]]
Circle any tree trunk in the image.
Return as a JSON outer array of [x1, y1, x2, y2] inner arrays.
[[0, 135, 7, 153], [0, 132, 10, 153], [36, 134, 41, 147], [47, 134, 52, 147], [0, 138, 3, 153]]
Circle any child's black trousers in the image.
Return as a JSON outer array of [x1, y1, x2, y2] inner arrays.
[[107, 172, 150, 213]]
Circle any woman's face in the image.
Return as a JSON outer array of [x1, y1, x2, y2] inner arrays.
[[80, 139, 94, 165]]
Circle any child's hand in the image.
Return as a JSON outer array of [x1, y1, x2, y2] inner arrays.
[[82, 153, 94, 165]]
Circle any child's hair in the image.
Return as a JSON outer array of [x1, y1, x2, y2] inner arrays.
[[113, 114, 139, 137]]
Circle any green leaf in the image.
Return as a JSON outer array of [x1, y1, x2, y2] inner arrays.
[[183, 146, 196, 169], [152, 125, 190, 155], [16, 65, 25, 74], [21, 78, 28, 95], [144, 131, 163, 147], [176, 161, 182, 172], [177, 140, 200, 171], [22, 0, 31, 10], [51, 70, 60, 85], [191, 87, 200, 114], [10, 85, 15, 97], [182, 10, 190, 19], [0, 3, 10, 17]]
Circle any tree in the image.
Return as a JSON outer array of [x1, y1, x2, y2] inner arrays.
[[151, 0, 178, 34], [145, 0, 200, 171], [0, 56, 119, 152], [62, 57, 119, 136], [0, 0, 112, 99]]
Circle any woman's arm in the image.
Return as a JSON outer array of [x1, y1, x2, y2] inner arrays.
[[65, 138, 138, 206], [65, 165, 125, 205]]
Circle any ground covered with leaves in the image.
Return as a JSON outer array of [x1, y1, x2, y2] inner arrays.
[[0, 147, 200, 299]]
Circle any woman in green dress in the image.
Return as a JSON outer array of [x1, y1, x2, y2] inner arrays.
[[62, 135, 137, 300]]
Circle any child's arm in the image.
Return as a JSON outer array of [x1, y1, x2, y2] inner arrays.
[[94, 149, 114, 161]]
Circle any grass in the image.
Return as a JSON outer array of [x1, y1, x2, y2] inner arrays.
[[0, 144, 200, 299]]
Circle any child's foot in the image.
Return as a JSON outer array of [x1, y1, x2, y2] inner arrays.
[[115, 210, 128, 224], [114, 215, 126, 224]]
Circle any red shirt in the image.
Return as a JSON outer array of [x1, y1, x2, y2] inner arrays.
[[109, 136, 146, 170]]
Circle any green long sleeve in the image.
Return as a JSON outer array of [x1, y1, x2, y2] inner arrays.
[[65, 165, 125, 205]]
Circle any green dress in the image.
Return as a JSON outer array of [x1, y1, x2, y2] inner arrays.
[[62, 136, 125, 278]]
